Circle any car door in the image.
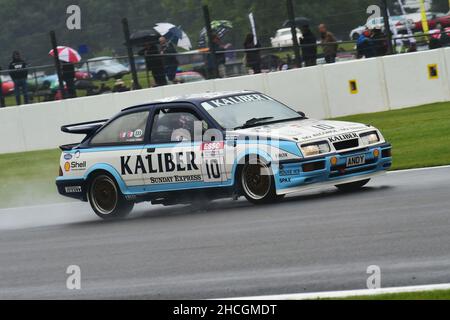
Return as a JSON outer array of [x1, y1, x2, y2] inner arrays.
[[142, 104, 225, 192], [88, 109, 151, 188]]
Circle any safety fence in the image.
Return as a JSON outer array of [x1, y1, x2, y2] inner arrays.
[[2, 29, 445, 110]]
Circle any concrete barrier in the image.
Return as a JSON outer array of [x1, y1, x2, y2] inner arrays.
[[383, 49, 450, 109], [1, 48, 449, 154]]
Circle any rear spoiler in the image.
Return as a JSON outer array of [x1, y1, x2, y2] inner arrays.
[[61, 119, 108, 135]]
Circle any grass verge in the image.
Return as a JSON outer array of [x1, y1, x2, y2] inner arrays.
[[0, 101, 449, 208], [335, 102, 450, 170], [332, 289, 450, 300]]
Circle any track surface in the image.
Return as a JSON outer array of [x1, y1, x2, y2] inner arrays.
[[0, 167, 449, 299]]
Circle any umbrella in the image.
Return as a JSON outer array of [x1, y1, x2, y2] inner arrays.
[[129, 29, 161, 46], [198, 20, 233, 48], [154, 23, 192, 50], [282, 17, 311, 28], [49, 46, 81, 63]]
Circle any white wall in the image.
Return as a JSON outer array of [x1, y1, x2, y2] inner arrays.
[[1, 48, 450, 154], [383, 49, 450, 109], [323, 58, 390, 117]]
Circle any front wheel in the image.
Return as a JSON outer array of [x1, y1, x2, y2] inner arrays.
[[239, 159, 281, 205], [335, 179, 370, 192], [88, 174, 134, 219]]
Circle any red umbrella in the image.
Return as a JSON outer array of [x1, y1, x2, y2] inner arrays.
[[49, 46, 81, 63]]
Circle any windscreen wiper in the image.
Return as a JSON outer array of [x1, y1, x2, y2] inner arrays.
[[234, 117, 274, 130]]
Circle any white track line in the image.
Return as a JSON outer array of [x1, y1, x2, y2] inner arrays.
[[388, 164, 450, 174], [222, 283, 450, 300]]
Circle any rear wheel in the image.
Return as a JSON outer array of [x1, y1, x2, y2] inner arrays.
[[335, 179, 370, 192], [239, 158, 281, 204], [88, 174, 134, 219]]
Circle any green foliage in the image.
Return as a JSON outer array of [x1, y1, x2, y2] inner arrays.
[[1, 0, 376, 67]]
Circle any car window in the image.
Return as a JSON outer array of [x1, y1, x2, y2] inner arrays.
[[150, 108, 204, 144], [201, 93, 301, 130], [90, 111, 149, 145]]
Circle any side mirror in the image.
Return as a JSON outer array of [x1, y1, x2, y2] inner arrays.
[[297, 111, 306, 118]]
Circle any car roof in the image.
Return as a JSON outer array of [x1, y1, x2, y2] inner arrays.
[[122, 90, 260, 112], [87, 56, 114, 62]]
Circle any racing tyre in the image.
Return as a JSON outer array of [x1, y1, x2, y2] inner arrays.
[[88, 174, 134, 219], [239, 158, 281, 205], [335, 179, 370, 192]]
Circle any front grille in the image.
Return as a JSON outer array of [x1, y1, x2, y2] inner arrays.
[[333, 139, 359, 151]]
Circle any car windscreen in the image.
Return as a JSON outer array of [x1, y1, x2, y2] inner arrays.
[[201, 93, 301, 130]]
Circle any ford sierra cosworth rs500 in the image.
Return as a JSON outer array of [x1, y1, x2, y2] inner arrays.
[[56, 91, 392, 219]]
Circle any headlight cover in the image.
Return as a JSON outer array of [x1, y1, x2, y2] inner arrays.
[[360, 131, 380, 146], [300, 141, 331, 157]]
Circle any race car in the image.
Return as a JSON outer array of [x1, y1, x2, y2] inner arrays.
[[56, 91, 392, 219]]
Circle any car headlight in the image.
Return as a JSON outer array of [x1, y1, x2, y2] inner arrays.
[[300, 141, 331, 157], [360, 131, 380, 146]]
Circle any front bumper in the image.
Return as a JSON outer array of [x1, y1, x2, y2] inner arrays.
[[56, 178, 87, 201], [275, 143, 392, 195]]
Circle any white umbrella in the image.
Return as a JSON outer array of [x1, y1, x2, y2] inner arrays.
[[154, 23, 192, 50]]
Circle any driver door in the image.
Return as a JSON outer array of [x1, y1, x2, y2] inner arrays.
[[142, 105, 225, 191]]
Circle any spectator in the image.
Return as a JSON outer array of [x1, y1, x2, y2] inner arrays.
[[139, 42, 167, 87], [429, 35, 442, 50], [9, 51, 29, 105], [371, 28, 388, 56], [159, 36, 179, 83], [243, 33, 261, 74], [356, 29, 376, 58], [319, 24, 338, 64], [209, 34, 227, 78], [299, 24, 317, 67], [407, 41, 417, 53], [61, 61, 76, 98], [439, 27, 450, 47]]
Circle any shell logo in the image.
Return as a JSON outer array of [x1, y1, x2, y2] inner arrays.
[[64, 162, 71, 172]]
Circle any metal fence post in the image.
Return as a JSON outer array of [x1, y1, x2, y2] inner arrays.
[[203, 4, 218, 79], [122, 18, 140, 90], [50, 31, 66, 99], [286, 0, 302, 68], [381, 0, 393, 55]]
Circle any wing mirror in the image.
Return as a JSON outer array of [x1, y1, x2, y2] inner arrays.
[[297, 111, 306, 118]]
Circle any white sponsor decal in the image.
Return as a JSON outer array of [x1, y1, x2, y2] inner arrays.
[[65, 186, 82, 193]]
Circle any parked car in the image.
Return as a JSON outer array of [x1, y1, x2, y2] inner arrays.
[[79, 57, 130, 81], [174, 71, 205, 83], [271, 28, 302, 48], [413, 12, 450, 31], [75, 71, 92, 80], [350, 15, 413, 40], [1, 75, 15, 96]]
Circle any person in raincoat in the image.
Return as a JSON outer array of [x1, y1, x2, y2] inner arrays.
[[139, 42, 167, 87]]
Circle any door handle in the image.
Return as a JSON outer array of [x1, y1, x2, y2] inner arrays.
[[147, 148, 156, 153]]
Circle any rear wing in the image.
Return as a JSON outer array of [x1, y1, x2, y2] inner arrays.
[[61, 119, 108, 135], [60, 119, 108, 151]]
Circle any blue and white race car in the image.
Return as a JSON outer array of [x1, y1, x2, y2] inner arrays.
[[56, 91, 392, 219]]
